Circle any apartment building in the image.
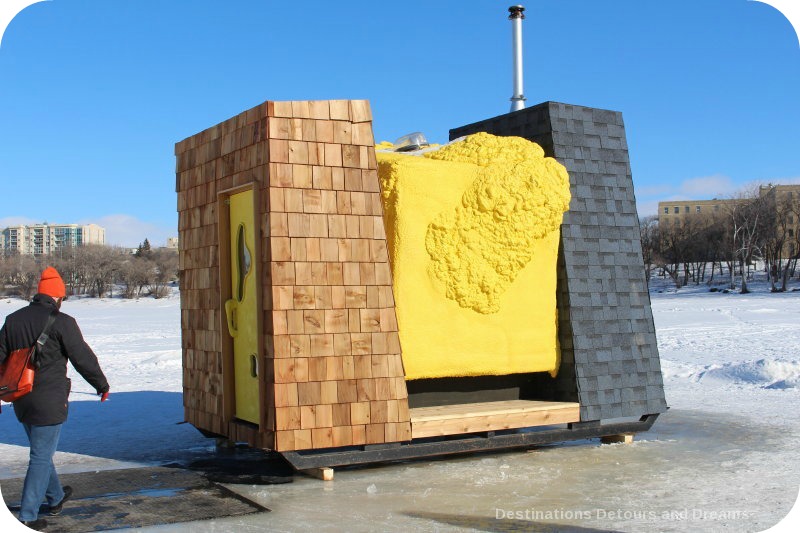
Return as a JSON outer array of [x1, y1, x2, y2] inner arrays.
[[657, 184, 800, 256], [0, 223, 105, 256]]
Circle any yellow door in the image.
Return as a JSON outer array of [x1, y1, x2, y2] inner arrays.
[[224, 189, 260, 424]]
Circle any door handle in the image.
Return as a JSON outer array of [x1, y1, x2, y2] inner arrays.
[[224, 299, 238, 337], [250, 354, 258, 378]]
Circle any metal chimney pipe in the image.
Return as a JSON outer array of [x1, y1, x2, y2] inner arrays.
[[509, 5, 526, 112]]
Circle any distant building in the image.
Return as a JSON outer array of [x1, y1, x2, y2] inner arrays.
[[657, 184, 800, 257], [166, 237, 179, 249], [0, 223, 105, 256]]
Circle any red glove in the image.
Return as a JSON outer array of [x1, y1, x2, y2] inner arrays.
[[99, 391, 109, 402]]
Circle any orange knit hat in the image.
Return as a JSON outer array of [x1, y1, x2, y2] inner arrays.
[[38, 267, 66, 299]]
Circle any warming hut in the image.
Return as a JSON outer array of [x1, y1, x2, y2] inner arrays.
[[175, 99, 667, 470]]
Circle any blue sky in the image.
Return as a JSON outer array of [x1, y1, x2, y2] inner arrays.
[[0, 0, 798, 246]]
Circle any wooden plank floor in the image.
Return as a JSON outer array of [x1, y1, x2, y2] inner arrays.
[[410, 400, 581, 439]]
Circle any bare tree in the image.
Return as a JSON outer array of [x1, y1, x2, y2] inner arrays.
[[722, 188, 771, 294], [639, 216, 660, 285], [148, 249, 178, 299], [117, 256, 156, 299]]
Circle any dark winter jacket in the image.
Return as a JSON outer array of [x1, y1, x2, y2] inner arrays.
[[0, 294, 109, 425]]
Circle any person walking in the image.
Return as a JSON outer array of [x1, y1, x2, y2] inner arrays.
[[0, 267, 110, 530]]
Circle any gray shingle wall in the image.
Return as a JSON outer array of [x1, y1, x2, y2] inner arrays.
[[450, 101, 667, 420]]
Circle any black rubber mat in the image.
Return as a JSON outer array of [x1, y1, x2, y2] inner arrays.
[[1, 466, 268, 532]]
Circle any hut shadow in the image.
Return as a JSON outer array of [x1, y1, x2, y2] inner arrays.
[[403, 511, 622, 533], [0, 391, 211, 465]]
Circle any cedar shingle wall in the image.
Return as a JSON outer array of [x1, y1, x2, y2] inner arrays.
[[177, 100, 411, 451]]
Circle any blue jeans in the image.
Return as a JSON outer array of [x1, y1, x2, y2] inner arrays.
[[19, 423, 65, 522]]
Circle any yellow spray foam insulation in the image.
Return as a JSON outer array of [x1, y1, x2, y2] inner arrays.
[[423, 132, 571, 313], [376, 133, 571, 379]]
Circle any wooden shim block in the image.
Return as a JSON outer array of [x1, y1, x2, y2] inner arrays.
[[274, 358, 295, 383], [301, 119, 316, 142], [276, 406, 301, 430], [345, 286, 367, 308], [371, 241, 389, 265], [315, 404, 333, 427], [312, 427, 334, 448], [300, 405, 316, 429], [342, 145, 360, 168], [287, 213, 311, 237], [320, 380, 338, 404], [272, 284, 294, 309], [351, 401, 371, 425], [360, 308, 381, 332], [343, 168, 361, 191], [332, 426, 352, 447], [269, 117, 291, 139], [315, 120, 334, 143], [601, 434, 635, 445], [333, 121, 352, 145], [271, 237, 291, 262], [337, 379, 358, 403], [342, 355, 355, 379], [350, 328, 372, 354], [320, 190, 338, 214], [371, 353, 390, 378], [331, 403, 351, 426], [350, 192, 367, 215], [325, 358, 344, 381], [312, 263, 327, 285], [351, 122, 374, 146], [289, 335, 311, 358], [314, 286, 332, 310], [379, 308, 398, 332], [269, 139, 289, 163], [295, 262, 312, 285], [329, 100, 351, 121], [284, 188, 304, 212], [366, 286, 380, 308], [293, 357, 309, 382], [343, 263, 360, 285], [293, 286, 315, 310], [312, 166, 333, 190], [269, 163, 293, 188], [274, 383, 299, 407], [308, 100, 330, 120], [304, 310, 325, 334], [309, 142, 325, 166], [297, 382, 322, 406], [322, 143, 341, 167], [291, 100, 311, 119], [294, 429, 313, 450], [370, 401, 389, 423], [353, 353, 372, 379], [305, 238, 321, 262], [301, 467, 334, 481], [276, 430, 295, 451], [308, 356, 327, 381], [310, 333, 334, 355], [365, 423, 385, 445], [410, 401, 582, 439], [271, 101, 294, 118], [357, 260, 376, 285], [288, 141, 309, 164], [324, 309, 348, 333], [286, 311, 305, 334], [292, 164, 312, 188], [349, 100, 372, 123], [320, 238, 339, 262], [273, 335, 292, 359], [333, 333, 351, 355]]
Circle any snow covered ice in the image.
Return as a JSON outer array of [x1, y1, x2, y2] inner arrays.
[[1, 284, 799, 532]]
